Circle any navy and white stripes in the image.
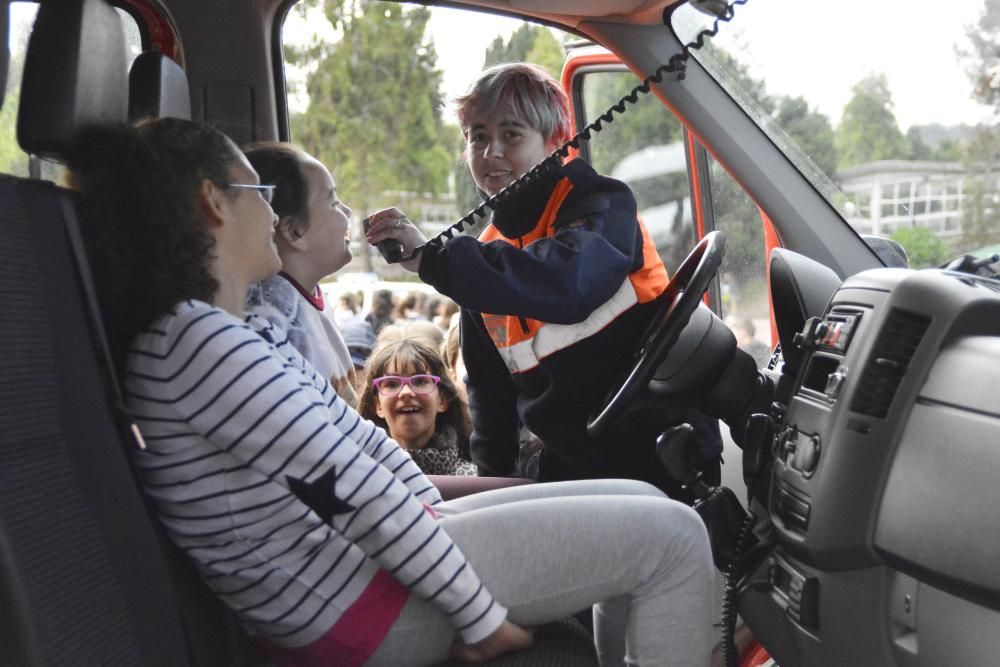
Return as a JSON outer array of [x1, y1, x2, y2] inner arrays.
[[126, 301, 505, 647]]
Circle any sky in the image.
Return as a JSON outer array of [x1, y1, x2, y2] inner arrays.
[[702, 0, 995, 131], [421, 0, 997, 132]]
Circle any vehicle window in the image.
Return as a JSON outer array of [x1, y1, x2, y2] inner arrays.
[[1, 2, 142, 180], [579, 69, 697, 273], [704, 152, 771, 363], [575, 67, 771, 358], [671, 0, 1000, 267]]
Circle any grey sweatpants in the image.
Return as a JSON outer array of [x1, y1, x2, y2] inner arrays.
[[365, 479, 713, 667]]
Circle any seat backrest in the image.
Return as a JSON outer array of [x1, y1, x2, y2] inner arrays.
[[129, 50, 192, 121], [2, 1, 259, 664], [0, 175, 192, 666]]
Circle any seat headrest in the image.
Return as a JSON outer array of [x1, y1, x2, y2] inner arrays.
[[17, 0, 128, 159], [129, 51, 191, 122]]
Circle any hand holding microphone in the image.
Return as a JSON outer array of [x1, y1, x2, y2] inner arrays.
[[363, 208, 426, 272]]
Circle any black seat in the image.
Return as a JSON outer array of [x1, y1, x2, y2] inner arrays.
[[3, 1, 251, 664], [2, 0, 186, 657]]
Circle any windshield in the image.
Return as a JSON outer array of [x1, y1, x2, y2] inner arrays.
[[671, 0, 1000, 268]]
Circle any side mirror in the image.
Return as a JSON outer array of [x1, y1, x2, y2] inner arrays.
[[862, 235, 908, 268]]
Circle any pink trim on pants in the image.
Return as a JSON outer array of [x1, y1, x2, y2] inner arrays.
[[265, 569, 409, 667]]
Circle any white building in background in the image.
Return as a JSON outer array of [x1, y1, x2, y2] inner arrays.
[[836, 160, 966, 239]]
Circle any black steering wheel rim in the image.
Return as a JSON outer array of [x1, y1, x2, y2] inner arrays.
[[587, 231, 727, 437]]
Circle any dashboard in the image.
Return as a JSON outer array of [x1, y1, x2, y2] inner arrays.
[[744, 255, 1000, 666]]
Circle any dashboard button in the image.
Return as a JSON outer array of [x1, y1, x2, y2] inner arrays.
[[792, 434, 821, 475]]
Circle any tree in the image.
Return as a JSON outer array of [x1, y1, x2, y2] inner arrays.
[[890, 226, 952, 269], [524, 29, 566, 80], [906, 127, 933, 161], [482, 24, 564, 78], [290, 0, 452, 272], [702, 43, 775, 117], [0, 31, 29, 175], [961, 0, 1000, 113], [698, 48, 838, 290], [834, 74, 911, 170], [961, 125, 1000, 249], [957, 2, 1000, 251], [702, 45, 838, 181], [932, 138, 964, 162], [585, 72, 684, 181], [774, 96, 837, 178]]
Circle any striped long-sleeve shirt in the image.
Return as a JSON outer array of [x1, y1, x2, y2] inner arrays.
[[126, 300, 506, 652]]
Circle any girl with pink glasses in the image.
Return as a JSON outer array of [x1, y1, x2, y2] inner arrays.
[[358, 338, 476, 476]]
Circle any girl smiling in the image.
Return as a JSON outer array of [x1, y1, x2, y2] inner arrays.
[[358, 338, 476, 476]]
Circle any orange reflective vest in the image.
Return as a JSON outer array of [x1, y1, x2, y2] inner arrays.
[[478, 174, 668, 374]]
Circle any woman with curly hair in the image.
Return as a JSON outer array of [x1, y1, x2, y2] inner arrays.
[[68, 117, 712, 667], [357, 338, 475, 476]]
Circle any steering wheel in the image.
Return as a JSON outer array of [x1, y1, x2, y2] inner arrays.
[[587, 231, 727, 437]]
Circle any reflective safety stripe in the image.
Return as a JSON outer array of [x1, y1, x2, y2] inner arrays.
[[493, 277, 639, 374], [478, 160, 668, 374]]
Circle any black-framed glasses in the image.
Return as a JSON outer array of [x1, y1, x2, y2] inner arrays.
[[372, 374, 441, 397], [228, 183, 276, 204]]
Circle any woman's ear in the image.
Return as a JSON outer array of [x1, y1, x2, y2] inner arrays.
[[374, 396, 386, 419], [276, 218, 308, 250], [436, 395, 449, 413], [197, 179, 228, 227]]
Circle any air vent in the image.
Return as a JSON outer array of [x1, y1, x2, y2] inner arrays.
[[849, 308, 931, 418], [945, 272, 1000, 293], [971, 276, 1000, 294]]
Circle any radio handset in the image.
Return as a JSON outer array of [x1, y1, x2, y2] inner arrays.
[[363, 215, 405, 264]]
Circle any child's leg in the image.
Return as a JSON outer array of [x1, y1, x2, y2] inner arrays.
[[435, 478, 668, 514], [366, 481, 713, 667]]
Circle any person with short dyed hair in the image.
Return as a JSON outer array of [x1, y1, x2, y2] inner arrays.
[[365, 62, 722, 498]]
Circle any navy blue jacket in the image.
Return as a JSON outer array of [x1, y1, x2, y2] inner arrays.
[[419, 159, 721, 493]]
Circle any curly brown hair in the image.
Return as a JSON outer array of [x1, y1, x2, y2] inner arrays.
[[357, 338, 472, 459], [66, 118, 242, 369]]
